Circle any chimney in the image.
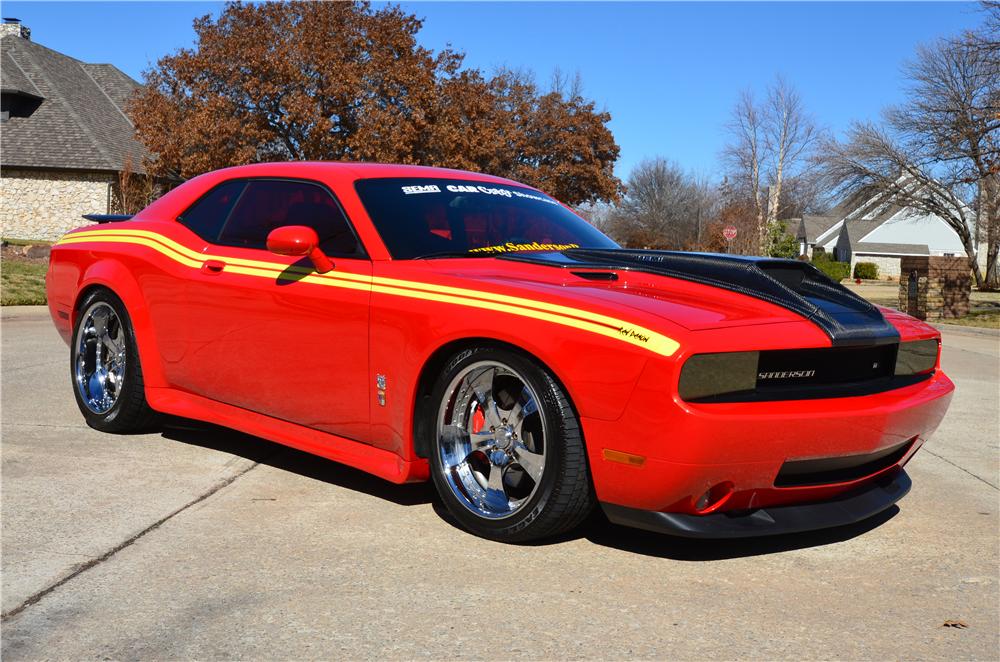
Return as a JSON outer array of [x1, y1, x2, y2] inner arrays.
[[1, 18, 30, 40]]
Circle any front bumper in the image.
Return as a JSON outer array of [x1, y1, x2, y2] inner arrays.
[[602, 469, 911, 539], [582, 367, 953, 515]]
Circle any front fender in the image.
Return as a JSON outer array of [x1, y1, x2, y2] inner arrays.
[[368, 291, 656, 461]]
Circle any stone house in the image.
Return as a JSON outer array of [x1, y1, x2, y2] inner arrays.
[[1, 19, 149, 241], [792, 186, 980, 279]]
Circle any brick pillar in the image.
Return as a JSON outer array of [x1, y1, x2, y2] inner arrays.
[[898, 256, 971, 320]]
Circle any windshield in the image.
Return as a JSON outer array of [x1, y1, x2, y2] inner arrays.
[[354, 177, 618, 259]]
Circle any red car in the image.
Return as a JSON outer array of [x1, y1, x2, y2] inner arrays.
[[46, 162, 954, 542]]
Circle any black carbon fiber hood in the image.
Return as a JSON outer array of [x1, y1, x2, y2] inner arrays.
[[501, 249, 899, 347]]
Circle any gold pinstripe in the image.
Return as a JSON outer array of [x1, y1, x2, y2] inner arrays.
[[57, 229, 680, 356]]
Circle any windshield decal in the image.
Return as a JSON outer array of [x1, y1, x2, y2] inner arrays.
[[401, 185, 441, 195], [397, 182, 561, 206], [468, 241, 581, 255]]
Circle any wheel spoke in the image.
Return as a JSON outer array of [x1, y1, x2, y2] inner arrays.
[[514, 398, 538, 437], [467, 367, 503, 429], [102, 328, 124, 357], [513, 442, 544, 483], [485, 462, 507, 508], [90, 307, 109, 336], [440, 424, 495, 454], [506, 400, 524, 427]]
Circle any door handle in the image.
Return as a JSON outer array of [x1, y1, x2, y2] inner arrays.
[[201, 259, 226, 274]]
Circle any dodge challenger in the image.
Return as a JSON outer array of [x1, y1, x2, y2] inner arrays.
[[46, 162, 954, 542]]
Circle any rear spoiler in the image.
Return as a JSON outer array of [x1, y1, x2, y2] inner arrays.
[[82, 214, 133, 224]]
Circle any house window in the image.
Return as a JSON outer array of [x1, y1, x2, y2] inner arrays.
[[0, 92, 42, 120]]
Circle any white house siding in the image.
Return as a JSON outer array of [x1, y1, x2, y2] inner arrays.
[[816, 221, 844, 254], [851, 254, 907, 279], [860, 210, 967, 255], [853, 243, 990, 281], [1, 168, 112, 241]]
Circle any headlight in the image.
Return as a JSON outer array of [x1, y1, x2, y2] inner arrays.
[[894, 339, 939, 376], [678, 351, 758, 401]]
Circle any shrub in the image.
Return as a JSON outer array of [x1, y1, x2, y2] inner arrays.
[[853, 262, 879, 280], [811, 254, 850, 282]]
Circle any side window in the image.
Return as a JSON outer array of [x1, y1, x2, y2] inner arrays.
[[176, 180, 247, 242], [217, 180, 363, 256]]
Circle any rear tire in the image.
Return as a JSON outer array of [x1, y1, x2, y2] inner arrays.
[[71, 289, 156, 433], [428, 346, 594, 542]]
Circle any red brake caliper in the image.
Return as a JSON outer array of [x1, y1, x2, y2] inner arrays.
[[472, 406, 486, 434]]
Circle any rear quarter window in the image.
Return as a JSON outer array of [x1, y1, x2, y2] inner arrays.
[[176, 180, 247, 242]]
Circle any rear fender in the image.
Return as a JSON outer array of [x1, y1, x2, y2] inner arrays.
[[76, 259, 168, 388]]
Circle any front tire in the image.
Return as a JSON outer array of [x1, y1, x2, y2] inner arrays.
[[71, 289, 155, 433], [428, 347, 594, 542]]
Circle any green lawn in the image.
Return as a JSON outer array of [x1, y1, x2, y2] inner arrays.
[[1, 258, 48, 305], [938, 310, 1000, 329]]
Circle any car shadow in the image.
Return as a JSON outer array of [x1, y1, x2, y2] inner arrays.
[[576, 506, 900, 560], [156, 416, 900, 558], [157, 417, 435, 507]]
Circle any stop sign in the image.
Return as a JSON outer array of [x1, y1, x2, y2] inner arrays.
[[723, 225, 738, 241]]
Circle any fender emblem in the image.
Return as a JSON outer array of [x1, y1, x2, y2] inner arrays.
[[376, 373, 387, 406]]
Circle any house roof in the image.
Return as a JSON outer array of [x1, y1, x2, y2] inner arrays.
[[1, 33, 147, 173], [1, 48, 42, 98], [818, 186, 909, 250], [854, 242, 929, 256], [797, 214, 839, 243]]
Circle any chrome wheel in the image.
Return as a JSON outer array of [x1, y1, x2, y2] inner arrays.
[[74, 301, 126, 414], [436, 361, 547, 519]]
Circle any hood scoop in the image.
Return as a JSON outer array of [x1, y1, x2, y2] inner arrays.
[[503, 249, 899, 347], [570, 270, 619, 282]]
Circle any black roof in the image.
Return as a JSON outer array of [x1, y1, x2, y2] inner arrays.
[[1, 33, 148, 172]]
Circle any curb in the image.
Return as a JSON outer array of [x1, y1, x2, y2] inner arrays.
[[931, 323, 1000, 338]]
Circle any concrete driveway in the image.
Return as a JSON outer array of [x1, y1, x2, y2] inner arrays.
[[2, 305, 997, 659]]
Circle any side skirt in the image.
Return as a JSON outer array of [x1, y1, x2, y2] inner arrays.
[[145, 387, 430, 484]]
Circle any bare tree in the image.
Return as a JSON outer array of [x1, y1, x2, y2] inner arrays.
[[723, 77, 820, 254], [602, 159, 717, 249], [112, 154, 157, 215], [722, 90, 766, 249], [821, 21, 1000, 289], [763, 77, 821, 226]]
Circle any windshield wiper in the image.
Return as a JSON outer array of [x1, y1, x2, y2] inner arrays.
[[412, 251, 498, 260]]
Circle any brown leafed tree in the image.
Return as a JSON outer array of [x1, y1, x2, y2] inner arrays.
[[821, 12, 1000, 290], [128, 1, 621, 205]]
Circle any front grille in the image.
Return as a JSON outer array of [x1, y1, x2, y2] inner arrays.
[[686, 344, 932, 403], [774, 437, 916, 488], [755, 344, 895, 398]]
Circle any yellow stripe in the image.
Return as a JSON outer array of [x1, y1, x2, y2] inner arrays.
[[57, 229, 679, 356]]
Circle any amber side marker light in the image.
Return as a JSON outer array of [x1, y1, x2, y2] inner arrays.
[[602, 449, 646, 467]]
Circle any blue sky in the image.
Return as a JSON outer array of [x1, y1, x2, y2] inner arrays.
[[4, 2, 987, 178]]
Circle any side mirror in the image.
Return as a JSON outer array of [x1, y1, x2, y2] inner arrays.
[[266, 225, 333, 274]]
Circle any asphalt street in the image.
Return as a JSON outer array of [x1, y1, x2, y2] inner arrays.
[[2, 305, 997, 660]]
